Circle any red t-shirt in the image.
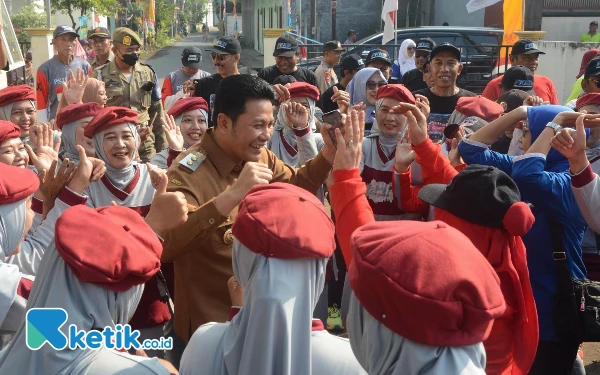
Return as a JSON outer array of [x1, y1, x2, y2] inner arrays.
[[482, 74, 559, 105]]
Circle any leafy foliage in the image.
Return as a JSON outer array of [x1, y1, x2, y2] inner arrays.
[[50, 0, 121, 30], [10, 4, 51, 43]]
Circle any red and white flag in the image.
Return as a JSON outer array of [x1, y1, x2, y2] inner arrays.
[[466, 0, 501, 13], [381, 0, 397, 44]]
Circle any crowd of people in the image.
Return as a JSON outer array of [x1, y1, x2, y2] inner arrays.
[[2, 21, 600, 375]]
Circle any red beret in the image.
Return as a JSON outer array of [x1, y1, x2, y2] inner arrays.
[[576, 93, 600, 110], [0, 120, 21, 145], [455, 96, 504, 122], [0, 163, 40, 205], [55, 205, 162, 292], [56, 102, 103, 130], [287, 82, 320, 102], [375, 84, 416, 104], [349, 220, 505, 347], [0, 85, 35, 108], [232, 183, 335, 259], [84, 106, 139, 138], [167, 97, 209, 118]]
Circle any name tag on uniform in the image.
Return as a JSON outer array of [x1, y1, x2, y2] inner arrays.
[[106, 79, 121, 88]]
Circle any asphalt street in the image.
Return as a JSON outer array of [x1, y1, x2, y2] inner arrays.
[[143, 32, 218, 88]]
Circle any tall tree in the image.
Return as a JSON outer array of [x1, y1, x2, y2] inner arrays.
[[50, 0, 121, 30]]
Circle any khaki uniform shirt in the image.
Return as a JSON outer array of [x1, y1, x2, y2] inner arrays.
[[314, 61, 338, 94], [89, 51, 115, 69], [91, 60, 155, 124], [163, 128, 333, 342]]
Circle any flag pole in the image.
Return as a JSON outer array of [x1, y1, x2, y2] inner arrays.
[[394, 9, 397, 61]]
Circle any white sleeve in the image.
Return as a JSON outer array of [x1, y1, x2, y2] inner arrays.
[[295, 130, 322, 166], [164, 90, 187, 112], [573, 173, 600, 234]]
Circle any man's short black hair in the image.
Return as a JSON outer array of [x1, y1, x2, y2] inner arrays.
[[214, 75, 277, 125], [273, 74, 297, 85]]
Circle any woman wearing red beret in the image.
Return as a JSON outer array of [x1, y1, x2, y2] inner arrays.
[[55, 102, 103, 164], [151, 97, 209, 169], [0, 121, 28, 168]]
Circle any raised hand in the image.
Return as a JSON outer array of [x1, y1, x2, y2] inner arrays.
[[145, 173, 189, 235], [394, 136, 415, 173], [415, 94, 430, 118], [282, 101, 309, 129], [331, 86, 350, 114], [523, 95, 546, 107], [39, 159, 77, 218], [67, 145, 94, 194], [137, 125, 152, 141], [552, 112, 600, 128], [25, 123, 60, 174], [228, 276, 244, 307], [448, 132, 464, 168], [392, 102, 428, 146], [146, 163, 167, 190], [551, 114, 588, 160], [89, 157, 106, 182], [161, 114, 184, 151], [272, 83, 291, 102], [332, 109, 364, 171], [61, 68, 88, 105]]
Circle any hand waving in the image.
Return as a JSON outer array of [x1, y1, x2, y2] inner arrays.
[[25, 123, 60, 174], [331, 86, 350, 114], [394, 135, 415, 173], [61, 68, 88, 105], [332, 109, 364, 171], [161, 114, 184, 151], [67, 146, 94, 194], [392, 103, 428, 146], [38, 159, 76, 218], [282, 101, 309, 129]]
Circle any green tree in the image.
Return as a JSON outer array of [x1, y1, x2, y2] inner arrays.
[[11, 4, 51, 43], [50, 0, 122, 30]]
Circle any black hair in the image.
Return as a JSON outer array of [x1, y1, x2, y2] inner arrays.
[[213, 75, 276, 125], [273, 75, 297, 85]]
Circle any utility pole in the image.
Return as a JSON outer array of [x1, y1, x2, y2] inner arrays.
[[310, 0, 315, 38], [331, 0, 336, 41], [46, 0, 52, 28]]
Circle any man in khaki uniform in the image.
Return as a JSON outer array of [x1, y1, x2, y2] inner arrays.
[[91, 27, 165, 162], [314, 41, 344, 93], [162, 74, 358, 343], [88, 27, 115, 69]]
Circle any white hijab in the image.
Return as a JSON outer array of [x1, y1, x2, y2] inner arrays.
[[347, 292, 487, 375], [0, 100, 35, 144], [184, 239, 327, 375], [0, 200, 25, 330], [60, 121, 82, 164], [398, 39, 417, 76], [174, 108, 209, 149], [273, 97, 317, 149], [0, 241, 167, 375], [92, 122, 139, 190]]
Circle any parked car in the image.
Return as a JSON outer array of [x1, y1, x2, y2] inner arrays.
[[300, 26, 506, 94]]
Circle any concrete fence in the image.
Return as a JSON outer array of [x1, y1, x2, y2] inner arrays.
[[535, 41, 600, 104]]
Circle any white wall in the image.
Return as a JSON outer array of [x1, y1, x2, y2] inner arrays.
[[535, 41, 598, 104], [542, 16, 600, 43], [225, 14, 242, 37]]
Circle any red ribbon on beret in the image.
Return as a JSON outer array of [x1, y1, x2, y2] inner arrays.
[[576, 93, 600, 110], [0, 120, 21, 145], [287, 82, 320, 102], [375, 84, 416, 104], [232, 183, 335, 259], [0, 85, 35, 108], [56, 102, 103, 130], [167, 97, 209, 119], [456, 96, 504, 122], [0, 162, 40, 205], [55, 205, 163, 292], [84, 106, 139, 138]]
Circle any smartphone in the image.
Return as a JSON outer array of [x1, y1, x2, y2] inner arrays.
[[322, 110, 344, 146]]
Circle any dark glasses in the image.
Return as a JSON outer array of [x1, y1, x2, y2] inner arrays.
[[366, 81, 387, 90], [407, 46, 415, 50], [211, 52, 227, 61]]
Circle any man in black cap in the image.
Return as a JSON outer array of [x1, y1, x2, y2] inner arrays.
[[344, 30, 357, 45], [88, 27, 114, 69], [365, 49, 392, 80], [482, 39, 558, 104], [491, 89, 531, 154], [581, 21, 600, 43], [318, 54, 364, 113], [162, 47, 211, 110], [257, 34, 317, 87], [36, 25, 92, 122], [413, 43, 476, 149], [315, 41, 345, 93], [399, 37, 435, 92], [500, 65, 535, 94], [193, 36, 241, 126]]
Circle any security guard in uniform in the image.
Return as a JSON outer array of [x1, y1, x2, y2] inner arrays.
[[88, 27, 115, 69], [91, 27, 166, 162]]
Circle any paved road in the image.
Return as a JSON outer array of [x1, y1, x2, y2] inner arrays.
[[143, 32, 219, 87]]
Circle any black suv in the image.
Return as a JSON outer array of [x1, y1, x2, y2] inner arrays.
[[301, 26, 505, 94]]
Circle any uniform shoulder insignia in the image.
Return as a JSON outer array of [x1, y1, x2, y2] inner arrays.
[[169, 178, 183, 186], [178, 149, 207, 173], [140, 63, 157, 76]]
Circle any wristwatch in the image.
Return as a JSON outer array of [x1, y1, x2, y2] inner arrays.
[[546, 122, 563, 134]]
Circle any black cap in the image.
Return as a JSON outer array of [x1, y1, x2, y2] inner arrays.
[[418, 165, 521, 229], [591, 21, 598, 26], [273, 35, 298, 57], [585, 57, 600, 78], [430, 43, 461, 60], [415, 38, 435, 53], [366, 49, 391, 66], [341, 54, 365, 71], [88, 27, 110, 39], [497, 89, 531, 114], [323, 40, 345, 52], [347, 30, 357, 37], [273, 75, 297, 85], [207, 36, 241, 55], [501, 66, 534, 92], [511, 39, 545, 56], [182, 47, 203, 68], [53, 25, 78, 39], [444, 117, 489, 139]]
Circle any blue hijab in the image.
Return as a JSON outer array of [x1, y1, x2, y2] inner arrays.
[[527, 105, 590, 173], [346, 68, 387, 124]]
